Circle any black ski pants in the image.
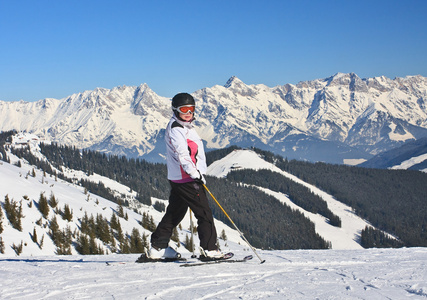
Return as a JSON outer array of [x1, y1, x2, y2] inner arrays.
[[151, 181, 218, 251]]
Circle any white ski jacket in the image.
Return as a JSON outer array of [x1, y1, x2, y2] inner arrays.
[[165, 115, 207, 182]]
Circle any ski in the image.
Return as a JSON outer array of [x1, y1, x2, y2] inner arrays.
[[106, 261, 128, 266], [135, 253, 187, 263], [180, 255, 253, 267], [106, 259, 186, 266], [198, 252, 234, 262], [106, 252, 252, 266]]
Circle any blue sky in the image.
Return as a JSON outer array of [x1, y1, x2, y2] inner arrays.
[[1, 0, 426, 102]]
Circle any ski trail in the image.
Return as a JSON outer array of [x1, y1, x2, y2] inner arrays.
[[195, 269, 287, 300]]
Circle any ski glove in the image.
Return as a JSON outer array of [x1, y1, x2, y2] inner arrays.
[[190, 170, 206, 185]]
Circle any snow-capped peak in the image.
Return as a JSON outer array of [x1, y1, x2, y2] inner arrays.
[[224, 76, 241, 88]]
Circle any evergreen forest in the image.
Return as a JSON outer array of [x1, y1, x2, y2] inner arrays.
[[251, 147, 427, 247]]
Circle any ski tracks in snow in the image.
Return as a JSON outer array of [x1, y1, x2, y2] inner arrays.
[[1, 248, 427, 299]]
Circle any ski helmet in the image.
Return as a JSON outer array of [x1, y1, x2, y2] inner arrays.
[[172, 93, 195, 109], [171, 93, 195, 118]]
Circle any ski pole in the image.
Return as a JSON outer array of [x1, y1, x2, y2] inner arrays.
[[202, 184, 266, 264], [189, 208, 197, 258]]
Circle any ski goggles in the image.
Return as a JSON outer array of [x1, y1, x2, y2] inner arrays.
[[174, 105, 195, 114]]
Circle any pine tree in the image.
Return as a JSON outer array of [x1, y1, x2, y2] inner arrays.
[[76, 233, 90, 255], [32, 227, 38, 244], [48, 216, 61, 246], [141, 212, 149, 230], [62, 204, 73, 222], [56, 226, 73, 255], [117, 205, 125, 218], [110, 213, 120, 231], [4, 195, 23, 231], [38, 193, 49, 218], [0, 204, 3, 234], [95, 213, 111, 244], [48, 192, 58, 208], [129, 228, 145, 253], [0, 237, 4, 254]]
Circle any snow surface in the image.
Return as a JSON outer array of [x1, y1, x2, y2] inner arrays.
[[0, 248, 426, 299]]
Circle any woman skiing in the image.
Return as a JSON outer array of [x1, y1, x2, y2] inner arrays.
[[148, 92, 223, 260]]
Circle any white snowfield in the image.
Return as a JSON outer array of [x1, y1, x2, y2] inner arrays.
[[1, 144, 426, 299], [0, 248, 426, 299]]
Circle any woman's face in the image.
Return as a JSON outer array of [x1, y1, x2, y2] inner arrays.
[[179, 111, 194, 122]]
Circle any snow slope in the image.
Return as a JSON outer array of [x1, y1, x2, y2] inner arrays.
[[207, 149, 374, 250], [0, 153, 242, 257], [0, 248, 426, 299]]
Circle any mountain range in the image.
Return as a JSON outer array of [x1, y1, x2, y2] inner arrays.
[[1, 73, 427, 164]]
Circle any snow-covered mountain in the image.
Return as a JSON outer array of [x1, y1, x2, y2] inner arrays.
[[1, 73, 427, 163]]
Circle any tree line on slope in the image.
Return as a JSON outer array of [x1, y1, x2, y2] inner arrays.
[[227, 169, 342, 227], [252, 147, 427, 247], [0, 191, 161, 255], [205, 176, 331, 249]]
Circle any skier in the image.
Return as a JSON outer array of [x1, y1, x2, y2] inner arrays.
[[148, 92, 224, 260]]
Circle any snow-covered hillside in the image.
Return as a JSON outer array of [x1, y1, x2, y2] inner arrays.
[[0, 150, 242, 257], [1, 137, 427, 299], [1, 135, 390, 258], [208, 149, 374, 250]]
